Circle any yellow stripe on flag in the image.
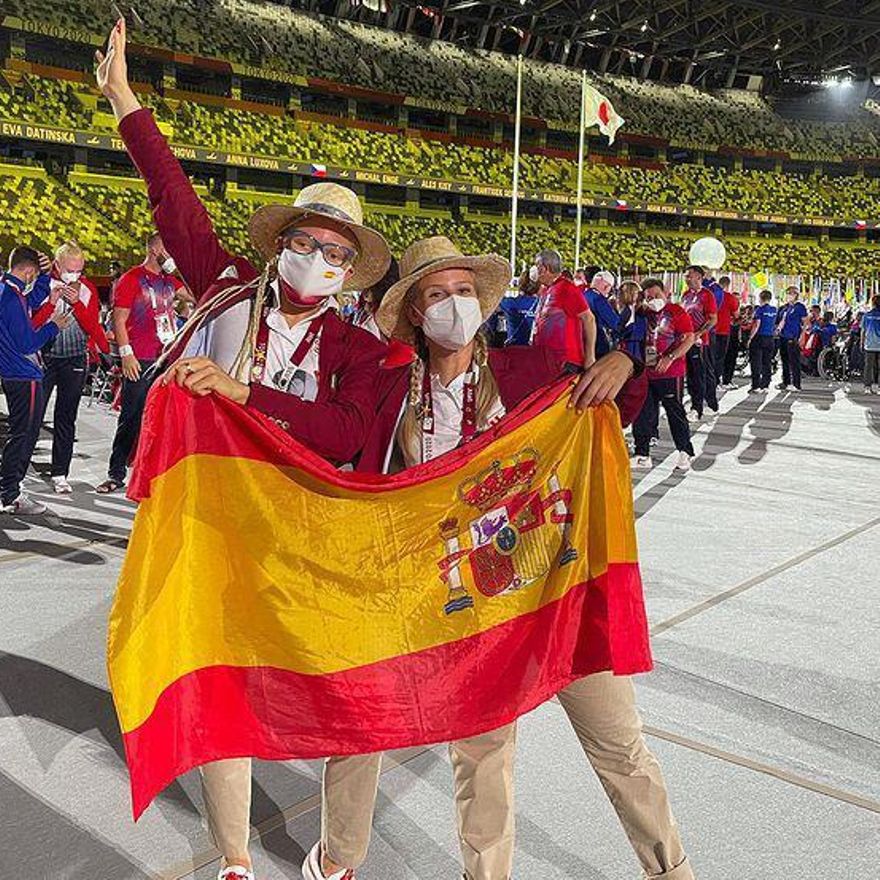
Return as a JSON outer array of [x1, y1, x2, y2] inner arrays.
[[110, 397, 636, 734]]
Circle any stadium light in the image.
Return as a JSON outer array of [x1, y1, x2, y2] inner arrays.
[[640, 20, 648, 32], [773, 40, 781, 51], [589, 10, 597, 21]]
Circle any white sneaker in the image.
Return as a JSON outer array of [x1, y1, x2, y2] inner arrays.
[[687, 410, 701, 423], [723, 383, 738, 390], [785, 385, 799, 392], [1, 493, 48, 515], [218, 866, 254, 880], [873, 387, 880, 395], [649, 436, 659, 447], [674, 452, 692, 472], [51, 476, 73, 494], [633, 455, 653, 470], [302, 843, 355, 880]]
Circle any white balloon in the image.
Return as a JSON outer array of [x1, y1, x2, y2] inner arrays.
[[688, 237, 727, 270]]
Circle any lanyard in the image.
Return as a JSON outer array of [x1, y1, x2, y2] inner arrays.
[[251, 307, 328, 384], [420, 366, 478, 463]]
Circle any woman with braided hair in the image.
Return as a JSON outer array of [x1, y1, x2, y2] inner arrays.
[[354, 236, 646, 475], [97, 19, 393, 880], [300, 237, 692, 880]]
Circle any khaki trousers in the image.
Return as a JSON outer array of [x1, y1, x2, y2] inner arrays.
[[322, 724, 517, 880], [557, 672, 694, 879], [199, 674, 693, 880], [200, 758, 252, 860]]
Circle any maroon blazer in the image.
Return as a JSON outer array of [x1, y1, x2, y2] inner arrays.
[[357, 346, 646, 473], [118, 108, 385, 464]]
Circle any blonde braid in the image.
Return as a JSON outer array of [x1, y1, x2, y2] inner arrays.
[[229, 259, 275, 383], [473, 332, 500, 429], [397, 332, 428, 467]]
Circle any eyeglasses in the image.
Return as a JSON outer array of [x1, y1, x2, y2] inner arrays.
[[285, 230, 357, 268]]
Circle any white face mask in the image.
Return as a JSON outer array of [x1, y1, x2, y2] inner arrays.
[[528, 265, 540, 283], [420, 294, 484, 351], [160, 256, 177, 274], [648, 297, 666, 312], [278, 249, 346, 298], [60, 270, 81, 284]]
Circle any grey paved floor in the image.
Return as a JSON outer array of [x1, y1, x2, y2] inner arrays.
[[1, 373, 878, 880]]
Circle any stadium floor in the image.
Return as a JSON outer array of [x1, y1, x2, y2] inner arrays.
[[1, 374, 879, 880]]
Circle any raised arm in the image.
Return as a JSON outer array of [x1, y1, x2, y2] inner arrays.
[[96, 19, 236, 297]]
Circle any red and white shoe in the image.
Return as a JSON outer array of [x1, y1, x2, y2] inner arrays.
[[301, 842, 355, 879], [218, 866, 254, 880]]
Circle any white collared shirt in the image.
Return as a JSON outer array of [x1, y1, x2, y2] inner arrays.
[[261, 289, 336, 401], [387, 365, 507, 473]]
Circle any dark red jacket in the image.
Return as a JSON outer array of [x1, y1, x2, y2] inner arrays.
[[118, 108, 384, 464], [357, 346, 646, 473]]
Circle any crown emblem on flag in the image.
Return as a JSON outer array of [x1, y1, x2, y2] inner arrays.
[[457, 451, 539, 512], [438, 450, 578, 615]]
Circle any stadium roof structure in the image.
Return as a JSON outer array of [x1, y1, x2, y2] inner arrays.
[[298, 0, 880, 88]]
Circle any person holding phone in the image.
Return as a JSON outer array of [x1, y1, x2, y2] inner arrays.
[[30, 240, 109, 494]]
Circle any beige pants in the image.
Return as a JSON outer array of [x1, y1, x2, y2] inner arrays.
[[200, 758, 252, 861], [323, 724, 517, 880], [199, 674, 693, 880], [556, 672, 694, 879]]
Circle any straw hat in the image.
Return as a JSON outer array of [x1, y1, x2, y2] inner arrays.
[[248, 182, 391, 290], [376, 236, 511, 343]]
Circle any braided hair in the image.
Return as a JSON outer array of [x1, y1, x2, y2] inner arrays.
[[396, 324, 500, 468]]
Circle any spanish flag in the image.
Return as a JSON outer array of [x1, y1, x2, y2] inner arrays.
[[108, 380, 652, 818]]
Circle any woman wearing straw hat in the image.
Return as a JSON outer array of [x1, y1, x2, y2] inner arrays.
[[97, 19, 391, 473], [354, 235, 646, 474], [299, 237, 690, 880], [98, 21, 393, 880]]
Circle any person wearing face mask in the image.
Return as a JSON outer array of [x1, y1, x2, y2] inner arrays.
[[94, 232, 191, 494], [96, 21, 392, 880], [530, 249, 597, 369], [29, 240, 109, 494], [632, 279, 697, 472], [0, 246, 73, 515], [298, 239, 681, 880]]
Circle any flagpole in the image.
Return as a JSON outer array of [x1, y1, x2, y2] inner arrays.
[[510, 54, 523, 276], [575, 69, 587, 271]]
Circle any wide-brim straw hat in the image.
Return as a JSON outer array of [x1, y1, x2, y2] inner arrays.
[[376, 236, 511, 344], [248, 182, 391, 290]]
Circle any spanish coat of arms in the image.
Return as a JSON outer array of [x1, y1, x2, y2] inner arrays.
[[437, 449, 578, 615]]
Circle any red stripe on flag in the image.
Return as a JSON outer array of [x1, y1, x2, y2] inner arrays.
[[129, 378, 573, 501], [121, 562, 650, 818]]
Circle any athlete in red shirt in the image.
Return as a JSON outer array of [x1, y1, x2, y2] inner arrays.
[[713, 276, 740, 390], [681, 265, 718, 420], [633, 279, 697, 472], [97, 233, 192, 493], [530, 249, 597, 367]]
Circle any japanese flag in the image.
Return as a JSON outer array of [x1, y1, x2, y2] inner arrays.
[[583, 83, 624, 145]]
